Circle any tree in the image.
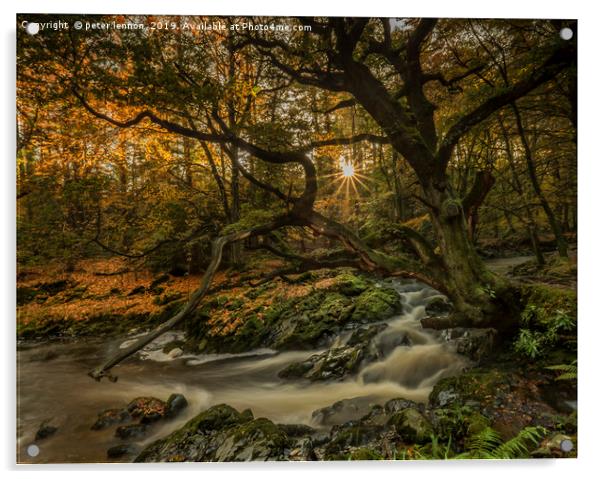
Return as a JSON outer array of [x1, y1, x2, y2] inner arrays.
[[17, 16, 576, 379]]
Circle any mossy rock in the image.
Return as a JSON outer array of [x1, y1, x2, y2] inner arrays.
[[267, 291, 355, 350], [429, 369, 506, 408], [331, 273, 370, 296], [184, 273, 399, 354], [350, 286, 401, 323], [135, 404, 290, 462], [387, 408, 434, 444], [324, 423, 381, 459], [214, 417, 291, 461]]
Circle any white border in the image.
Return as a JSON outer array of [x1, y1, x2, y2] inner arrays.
[[3, 1, 600, 478]]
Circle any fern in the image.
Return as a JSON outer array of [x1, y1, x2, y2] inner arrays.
[[493, 427, 546, 458], [546, 360, 577, 381], [411, 435, 454, 460], [456, 426, 546, 459]]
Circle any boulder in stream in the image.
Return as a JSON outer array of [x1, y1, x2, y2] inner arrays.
[[311, 396, 377, 426], [35, 421, 58, 440], [91, 408, 131, 430], [115, 423, 148, 440], [127, 396, 167, 423], [278, 324, 385, 381], [135, 404, 292, 462], [165, 393, 188, 419]]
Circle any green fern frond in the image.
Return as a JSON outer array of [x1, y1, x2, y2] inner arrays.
[[492, 426, 546, 459], [546, 360, 577, 381], [457, 426, 546, 459], [466, 427, 502, 453]]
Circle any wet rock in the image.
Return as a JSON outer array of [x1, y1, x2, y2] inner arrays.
[[373, 331, 411, 358], [127, 397, 167, 423], [277, 423, 316, 437], [107, 444, 139, 459], [387, 408, 433, 444], [213, 417, 291, 461], [288, 437, 317, 461], [420, 315, 457, 330], [429, 384, 461, 409], [165, 393, 188, 419], [347, 324, 387, 347], [115, 423, 148, 439], [384, 398, 420, 414], [303, 346, 366, 381], [162, 340, 185, 354], [140, 412, 164, 424], [135, 404, 291, 462], [311, 397, 376, 426], [425, 296, 453, 316], [35, 422, 58, 440], [279, 324, 384, 381], [454, 328, 497, 362], [91, 408, 131, 430], [278, 360, 314, 379], [324, 422, 382, 459], [167, 347, 184, 359], [358, 405, 390, 427]]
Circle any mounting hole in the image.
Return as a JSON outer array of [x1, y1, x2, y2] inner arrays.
[[560, 439, 574, 452], [26, 444, 40, 457], [25, 22, 40, 35], [560, 27, 573, 41]]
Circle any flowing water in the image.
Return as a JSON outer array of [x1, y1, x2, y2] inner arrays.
[[17, 280, 468, 463]]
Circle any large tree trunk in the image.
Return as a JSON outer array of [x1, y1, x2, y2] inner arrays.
[[422, 182, 515, 329]]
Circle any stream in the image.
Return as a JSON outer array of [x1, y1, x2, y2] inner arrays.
[[17, 280, 469, 463]]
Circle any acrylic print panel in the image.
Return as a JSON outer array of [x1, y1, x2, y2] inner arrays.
[[16, 15, 577, 463]]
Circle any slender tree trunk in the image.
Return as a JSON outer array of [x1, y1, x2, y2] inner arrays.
[[511, 103, 568, 258], [228, 145, 243, 266]]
